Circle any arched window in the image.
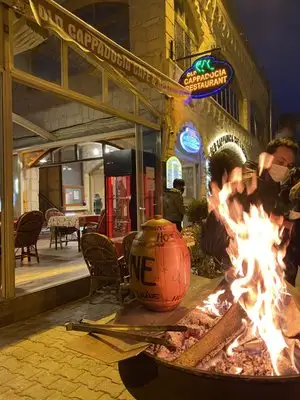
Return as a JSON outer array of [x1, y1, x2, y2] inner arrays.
[[174, 0, 198, 71]]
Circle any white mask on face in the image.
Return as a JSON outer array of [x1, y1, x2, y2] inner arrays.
[[268, 164, 289, 183]]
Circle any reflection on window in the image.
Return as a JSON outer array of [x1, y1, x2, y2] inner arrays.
[[64, 187, 83, 206], [78, 143, 103, 159], [213, 87, 240, 122], [105, 145, 120, 154], [62, 162, 84, 206]]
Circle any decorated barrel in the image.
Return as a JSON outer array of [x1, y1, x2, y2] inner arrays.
[[129, 216, 191, 312]]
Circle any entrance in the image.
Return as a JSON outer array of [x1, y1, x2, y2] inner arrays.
[[0, 0, 186, 301]]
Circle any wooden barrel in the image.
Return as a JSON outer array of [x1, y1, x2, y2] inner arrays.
[[129, 216, 191, 312]]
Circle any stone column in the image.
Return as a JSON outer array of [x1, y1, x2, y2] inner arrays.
[[240, 98, 250, 132], [23, 168, 39, 212]]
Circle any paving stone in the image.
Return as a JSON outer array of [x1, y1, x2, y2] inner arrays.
[[21, 383, 56, 400], [0, 389, 30, 400], [49, 378, 80, 395], [6, 376, 36, 393], [38, 359, 62, 373], [56, 364, 83, 379], [30, 371, 59, 386], [0, 367, 19, 385], [118, 390, 135, 400], [71, 385, 104, 400], [0, 293, 125, 400], [1, 356, 23, 371], [17, 364, 41, 379], [25, 353, 46, 365], [1, 346, 32, 360], [74, 371, 107, 390], [99, 379, 124, 398], [99, 367, 122, 384]]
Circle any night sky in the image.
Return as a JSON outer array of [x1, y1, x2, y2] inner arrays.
[[229, 0, 300, 114]]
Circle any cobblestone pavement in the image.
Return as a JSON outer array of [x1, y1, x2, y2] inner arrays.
[[0, 294, 135, 400]]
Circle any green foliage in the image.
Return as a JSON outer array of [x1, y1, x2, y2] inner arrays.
[[182, 224, 223, 279], [186, 198, 208, 224]]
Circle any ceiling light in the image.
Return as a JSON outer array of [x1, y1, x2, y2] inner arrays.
[[93, 148, 100, 156]]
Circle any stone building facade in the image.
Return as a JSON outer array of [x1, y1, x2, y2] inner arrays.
[[13, 0, 271, 211]]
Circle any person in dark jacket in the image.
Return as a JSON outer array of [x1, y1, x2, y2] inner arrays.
[[93, 193, 103, 215], [163, 178, 185, 232], [201, 149, 245, 269], [201, 138, 298, 271]]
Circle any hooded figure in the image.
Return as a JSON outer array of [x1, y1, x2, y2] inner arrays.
[[163, 178, 185, 232]]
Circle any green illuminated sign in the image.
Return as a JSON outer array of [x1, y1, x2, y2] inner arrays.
[[179, 55, 234, 99], [194, 58, 215, 74]]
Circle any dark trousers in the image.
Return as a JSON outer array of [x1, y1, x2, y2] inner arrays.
[[170, 221, 182, 232]]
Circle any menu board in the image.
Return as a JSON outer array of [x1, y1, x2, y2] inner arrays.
[[166, 156, 182, 189]]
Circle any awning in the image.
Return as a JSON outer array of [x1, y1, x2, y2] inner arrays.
[[11, 0, 189, 98]]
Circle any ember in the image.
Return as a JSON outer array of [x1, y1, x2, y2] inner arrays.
[[149, 155, 300, 377]]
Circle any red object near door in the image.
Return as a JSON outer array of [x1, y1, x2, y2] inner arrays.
[[106, 176, 131, 238]]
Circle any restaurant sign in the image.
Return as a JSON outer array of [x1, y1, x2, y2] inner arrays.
[[15, 0, 188, 96], [209, 134, 247, 160], [179, 56, 234, 99]]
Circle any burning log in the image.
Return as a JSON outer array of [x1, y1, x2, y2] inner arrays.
[[175, 303, 246, 368]]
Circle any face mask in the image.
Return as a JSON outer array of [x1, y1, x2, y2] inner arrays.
[[268, 164, 289, 183]]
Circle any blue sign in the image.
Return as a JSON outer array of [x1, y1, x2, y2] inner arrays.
[[179, 55, 234, 99], [180, 127, 201, 153]]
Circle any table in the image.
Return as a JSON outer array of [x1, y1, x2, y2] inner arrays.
[[48, 215, 101, 251]]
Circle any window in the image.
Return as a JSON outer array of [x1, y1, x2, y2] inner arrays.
[[174, 1, 197, 71], [213, 87, 240, 122], [62, 162, 84, 206]]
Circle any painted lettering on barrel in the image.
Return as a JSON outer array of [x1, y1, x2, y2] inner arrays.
[[130, 255, 156, 286]]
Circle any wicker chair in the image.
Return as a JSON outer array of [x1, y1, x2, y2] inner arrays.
[[122, 231, 138, 278], [15, 211, 44, 264], [45, 208, 77, 248], [82, 210, 106, 235], [119, 231, 138, 303], [81, 232, 124, 300]]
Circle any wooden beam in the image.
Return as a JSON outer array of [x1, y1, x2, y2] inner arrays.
[[11, 67, 161, 131], [12, 112, 56, 140]]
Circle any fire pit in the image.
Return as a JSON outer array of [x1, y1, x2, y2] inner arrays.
[[119, 162, 300, 400], [118, 285, 300, 400]]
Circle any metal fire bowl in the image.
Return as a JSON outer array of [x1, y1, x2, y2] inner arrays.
[[118, 352, 300, 400]]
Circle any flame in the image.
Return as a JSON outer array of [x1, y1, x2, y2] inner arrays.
[[197, 290, 226, 317], [209, 165, 297, 376]]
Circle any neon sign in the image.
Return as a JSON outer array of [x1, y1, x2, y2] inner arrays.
[[166, 157, 182, 189], [209, 134, 247, 162], [179, 127, 201, 153], [179, 56, 234, 99]]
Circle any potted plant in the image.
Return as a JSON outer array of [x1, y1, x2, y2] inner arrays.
[[183, 197, 223, 279]]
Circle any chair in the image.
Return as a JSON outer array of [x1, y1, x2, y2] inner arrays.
[[119, 231, 138, 303], [15, 211, 44, 264], [122, 231, 138, 278], [82, 210, 106, 235], [81, 232, 123, 300], [45, 208, 77, 248]]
